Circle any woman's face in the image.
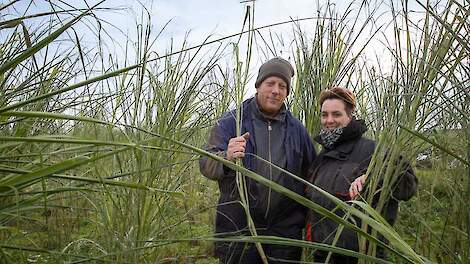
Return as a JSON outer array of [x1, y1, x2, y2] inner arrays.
[[320, 99, 352, 130]]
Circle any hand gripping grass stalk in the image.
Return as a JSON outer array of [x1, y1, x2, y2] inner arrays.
[[232, 4, 268, 263]]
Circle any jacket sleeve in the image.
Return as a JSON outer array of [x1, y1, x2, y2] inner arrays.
[[370, 153, 418, 202], [199, 118, 234, 181], [391, 162, 418, 201], [361, 139, 418, 201]]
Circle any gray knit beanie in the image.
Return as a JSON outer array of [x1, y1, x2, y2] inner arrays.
[[255, 57, 295, 94]]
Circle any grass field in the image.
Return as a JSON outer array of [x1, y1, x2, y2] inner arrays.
[[1, 0, 468, 263]]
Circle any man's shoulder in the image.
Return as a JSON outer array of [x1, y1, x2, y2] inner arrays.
[[216, 98, 254, 125], [218, 109, 236, 122], [285, 112, 301, 123], [285, 112, 308, 132]]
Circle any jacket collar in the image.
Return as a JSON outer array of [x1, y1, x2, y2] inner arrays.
[[321, 139, 358, 160], [317, 119, 367, 160], [315, 119, 367, 148], [239, 97, 298, 170], [250, 95, 287, 122]]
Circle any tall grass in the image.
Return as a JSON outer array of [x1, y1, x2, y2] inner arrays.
[[349, 1, 469, 263], [0, 2, 226, 262], [0, 0, 468, 263], [291, 0, 381, 137]]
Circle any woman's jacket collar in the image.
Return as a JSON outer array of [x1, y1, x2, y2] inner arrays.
[[315, 118, 368, 155]]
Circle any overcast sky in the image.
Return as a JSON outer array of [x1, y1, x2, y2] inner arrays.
[[3, 0, 428, 64], [95, 0, 361, 93], [100, 0, 335, 57], [4, 0, 428, 95], [121, 0, 319, 43], [101, 0, 379, 85]]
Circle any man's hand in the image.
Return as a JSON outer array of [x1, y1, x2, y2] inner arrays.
[[226, 132, 250, 161], [349, 174, 366, 199]]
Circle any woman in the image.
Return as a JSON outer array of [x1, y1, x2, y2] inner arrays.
[[306, 87, 418, 263]]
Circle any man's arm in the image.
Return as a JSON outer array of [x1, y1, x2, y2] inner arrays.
[[199, 124, 230, 181], [199, 149, 229, 181], [199, 122, 250, 181]]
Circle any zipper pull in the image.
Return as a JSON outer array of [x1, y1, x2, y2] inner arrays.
[[268, 121, 272, 131]]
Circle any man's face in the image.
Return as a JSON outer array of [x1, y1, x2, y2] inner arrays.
[[256, 76, 288, 115], [320, 99, 352, 130]]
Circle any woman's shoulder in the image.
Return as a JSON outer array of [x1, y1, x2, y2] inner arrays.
[[354, 137, 376, 154]]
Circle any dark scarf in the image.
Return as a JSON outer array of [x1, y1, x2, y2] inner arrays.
[[315, 119, 367, 149], [318, 127, 343, 149]]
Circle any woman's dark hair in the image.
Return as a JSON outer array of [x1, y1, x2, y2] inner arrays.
[[319, 87, 356, 116]]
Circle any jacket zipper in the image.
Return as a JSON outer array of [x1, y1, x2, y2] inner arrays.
[[265, 120, 272, 219]]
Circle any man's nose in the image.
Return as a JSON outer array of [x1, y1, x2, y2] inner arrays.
[[271, 84, 280, 94]]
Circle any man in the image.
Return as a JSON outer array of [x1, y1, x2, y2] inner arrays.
[[199, 57, 316, 263]]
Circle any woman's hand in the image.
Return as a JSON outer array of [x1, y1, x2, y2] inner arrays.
[[349, 174, 366, 199]]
